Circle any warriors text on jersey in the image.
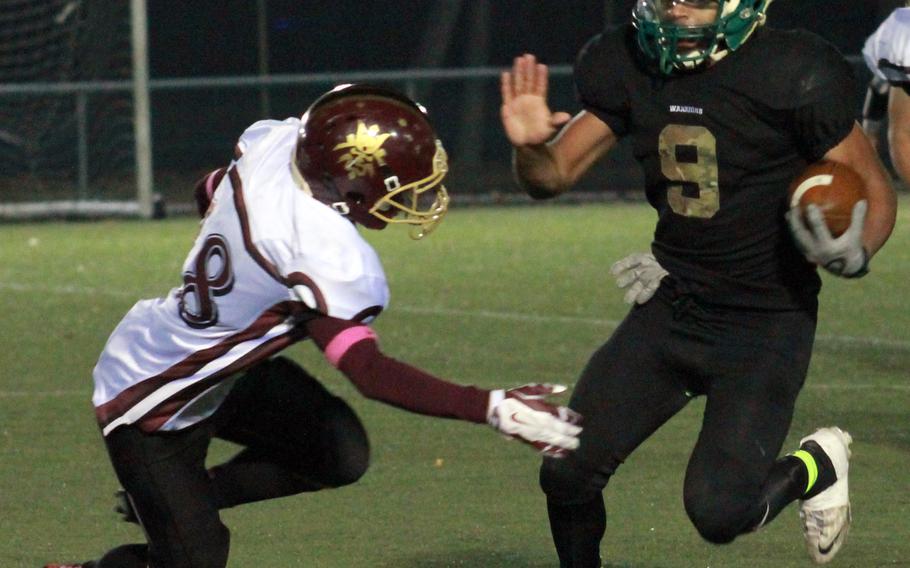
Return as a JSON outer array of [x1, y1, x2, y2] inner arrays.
[[864, 8, 910, 88], [575, 25, 856, 309], [93, 119, 389, 436]]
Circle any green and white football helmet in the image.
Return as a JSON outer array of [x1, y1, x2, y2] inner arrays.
[[633, 0, 774, 75]]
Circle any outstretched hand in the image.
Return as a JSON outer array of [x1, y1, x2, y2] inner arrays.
[[500, 54, 572, 147], [487, 383, 582, 458]]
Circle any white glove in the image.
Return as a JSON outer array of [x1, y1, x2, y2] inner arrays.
[[786, 200, 869, 278], [609, 252, 668, 305], [487, 384, 582, 458]]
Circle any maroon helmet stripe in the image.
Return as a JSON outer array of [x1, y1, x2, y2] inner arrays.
[[95, 301, 307, 428]]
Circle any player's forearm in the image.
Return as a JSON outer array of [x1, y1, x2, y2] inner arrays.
[[889, 130, 910, 189], [511, 111, 617, 199], [826, 124, 898, 259], [512, 144, 570, 199], [887, 87, 910, 189], [307, 316, 490, 423], [338, 340, 490, 423], [864, 208, 896, 259], [863, 177, 898, 258]]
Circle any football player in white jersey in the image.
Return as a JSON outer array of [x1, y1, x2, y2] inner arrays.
[[47, 84, 581, 568], [863, 3, 910, 185]]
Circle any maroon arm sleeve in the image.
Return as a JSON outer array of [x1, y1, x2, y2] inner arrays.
[[306, 316, 490, 423], [193, 167, 228, 218]]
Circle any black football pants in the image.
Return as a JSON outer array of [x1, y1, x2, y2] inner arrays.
[[539, 284, 817, 567], [99, 356, 370, 568]]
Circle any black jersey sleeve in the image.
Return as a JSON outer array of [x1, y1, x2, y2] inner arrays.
[[789, 34, 857, 161], [574, 26, 631, 137]]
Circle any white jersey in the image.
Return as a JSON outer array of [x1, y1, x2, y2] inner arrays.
[[93, 118, 390, 436], [864, 8, 910, 85]]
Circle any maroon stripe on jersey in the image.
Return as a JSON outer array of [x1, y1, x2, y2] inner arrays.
[[228, 167, 331, 315], [95, 301, 308, 429], [286, 271, 328, 314], [136, 326, 306, 432], [229, 166, 288, 286], [352, 305, 383, 322]]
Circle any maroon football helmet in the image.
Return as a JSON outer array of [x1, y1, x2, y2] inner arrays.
[[293, 84, 449, 239]]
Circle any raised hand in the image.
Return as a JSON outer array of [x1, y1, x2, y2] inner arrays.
[[487, 383, 582, 458], [500, 54, 572, 147]]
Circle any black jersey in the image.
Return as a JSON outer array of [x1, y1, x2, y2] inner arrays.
[[575, 25, 857, 310]]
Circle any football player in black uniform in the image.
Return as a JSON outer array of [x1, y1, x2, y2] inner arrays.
[[500, 0, 897, 566]]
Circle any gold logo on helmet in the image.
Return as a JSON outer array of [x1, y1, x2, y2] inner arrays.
[[334, 121, 391, 179]]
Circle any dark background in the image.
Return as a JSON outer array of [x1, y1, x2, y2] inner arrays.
[[147, 1, 896, 76], [140, 1, 904, 199], [6, 1, 900, 203]]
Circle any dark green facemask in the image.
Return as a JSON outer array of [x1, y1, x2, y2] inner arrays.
[[632, 0, 772, 75]]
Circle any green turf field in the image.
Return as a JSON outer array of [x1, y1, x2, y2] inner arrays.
[[1, 201, 907, 567]]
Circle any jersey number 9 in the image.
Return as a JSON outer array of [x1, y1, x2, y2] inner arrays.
[[659, 124, 719, 219]]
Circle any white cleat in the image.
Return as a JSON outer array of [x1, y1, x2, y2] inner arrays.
[[798, 427, 853, 564]]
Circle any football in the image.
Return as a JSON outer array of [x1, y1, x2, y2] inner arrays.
[[787, 160, 867, 237]]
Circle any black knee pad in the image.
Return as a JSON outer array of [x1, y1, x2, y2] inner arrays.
[[260, 355, 308, 383], [539, 457, 607, 505], [319, 399, 370, 487], [229, 355, 316, 406], [230, 356, 371, 488], [683, 490, 748, 544]]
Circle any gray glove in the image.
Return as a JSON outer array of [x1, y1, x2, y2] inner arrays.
[[609, 252, 668, 305], [786, 200, 869, 278]]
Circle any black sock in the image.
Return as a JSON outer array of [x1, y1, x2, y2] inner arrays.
[[752, 455, 807, 530], [799, 440, 837, 500], [751, 441, 837, 531], [546, 496, 605, 568]]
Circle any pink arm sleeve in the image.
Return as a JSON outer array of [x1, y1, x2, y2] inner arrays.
[[323, 326, 378, 367], [305, 315, 489, 423]]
